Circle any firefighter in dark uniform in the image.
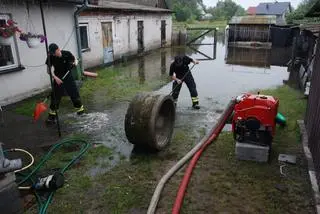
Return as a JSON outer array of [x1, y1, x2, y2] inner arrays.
[[45, 43, 85, 124], [169, 55, 200, 109]]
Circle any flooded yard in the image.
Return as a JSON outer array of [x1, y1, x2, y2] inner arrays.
[[62, 34, 290, 166], [12, 33, 309, 214]]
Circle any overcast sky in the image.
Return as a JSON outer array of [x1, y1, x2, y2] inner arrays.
[[202, 0, 303, 10]]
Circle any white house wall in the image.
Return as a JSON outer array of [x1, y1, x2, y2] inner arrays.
[[79, 13, 172, 69], [0, 3, 78, 105]]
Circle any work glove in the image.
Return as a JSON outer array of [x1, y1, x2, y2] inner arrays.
[[176, 79, 182, 84]]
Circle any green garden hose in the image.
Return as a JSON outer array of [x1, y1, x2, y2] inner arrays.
[[6, 136, 90, 214]]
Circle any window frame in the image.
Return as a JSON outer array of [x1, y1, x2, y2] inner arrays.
[[0, 14, 20, 73], [79, 23, 90, 52]]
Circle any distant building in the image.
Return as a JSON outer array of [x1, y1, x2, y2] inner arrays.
[[227, 15, 277, 46], [255, 1, 292, 25], [247, 7, 256, 15]]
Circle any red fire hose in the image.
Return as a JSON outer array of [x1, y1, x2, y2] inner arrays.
[[172, 99, 236, 214], [147, 99, 236, 214]]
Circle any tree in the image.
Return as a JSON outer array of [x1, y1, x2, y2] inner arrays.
[[286, 0, 319, 23], [207, 0, 246, 21], [235, 6, 246, 16], [167, 0, 203, 21]]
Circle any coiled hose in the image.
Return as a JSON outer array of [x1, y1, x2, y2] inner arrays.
[[5, 136, 90, 214]]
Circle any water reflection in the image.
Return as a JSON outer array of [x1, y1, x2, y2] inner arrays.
[[225, 44, 292, 68], [117, 34, 290, 101], [226, 47, 271, 68], [120, 42, 216, 86], [138, 57, 145, 84], [161, 49, 166, 75], [157, 36, 289, 109], [217, 31, 226, 45], [186, 30, 217, 61]]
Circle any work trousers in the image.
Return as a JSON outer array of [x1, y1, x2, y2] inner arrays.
[[49, 73, 82, 111], [172, 74, 199, 105]]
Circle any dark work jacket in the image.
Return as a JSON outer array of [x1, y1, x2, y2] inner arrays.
[[169, 55, 193, 79], [45, 50, 75, 79]]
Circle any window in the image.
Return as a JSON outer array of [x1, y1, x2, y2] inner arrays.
[[79, 23, 89, 51], [0, 14, 19, 73]]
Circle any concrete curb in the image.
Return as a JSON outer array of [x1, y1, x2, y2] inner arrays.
[[297, 120, 320, 214]]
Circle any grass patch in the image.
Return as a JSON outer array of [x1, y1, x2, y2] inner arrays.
[[22, 135, 114, 214], [176, 85, 314, 213], [26, 124, 199, 214], [11, 92, 49, 117]]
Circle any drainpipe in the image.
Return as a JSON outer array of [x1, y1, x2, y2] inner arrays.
[[74, 0, 89, 73]]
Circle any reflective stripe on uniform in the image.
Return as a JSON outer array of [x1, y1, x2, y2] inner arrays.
[[76, 105, 84, 113], [48, 110, 57, 115], [191, 97, 199, 102]]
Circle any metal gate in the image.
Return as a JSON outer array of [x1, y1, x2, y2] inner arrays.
[[186, 27, 217, 61]]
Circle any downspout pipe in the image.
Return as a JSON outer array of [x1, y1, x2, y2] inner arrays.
[[74, 0, 89, 74]]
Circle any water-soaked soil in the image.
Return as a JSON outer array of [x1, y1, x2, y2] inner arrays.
[[62, 36, 289, 173]]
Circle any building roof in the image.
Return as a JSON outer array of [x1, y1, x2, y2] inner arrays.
[[306, 0, 320, 17], [88, 0, 169, 9], [104, 0, 168, 9], [228, 15, 277, 25], [300, 23, 320, 35], [256, 2, 291, 15], [2, 0, 84, 4], [87, 0, 171, 12], [247, 7, 256, 15]]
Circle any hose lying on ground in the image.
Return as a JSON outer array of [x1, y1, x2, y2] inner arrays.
[[147, 99, 236, 214], [4, 148, 35, 173], [172, 99, 236, 214], [6, 136, 90, 214]]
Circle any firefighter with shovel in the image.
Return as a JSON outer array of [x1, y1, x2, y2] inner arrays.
[[169, 55, 200, 109], [45, 43, 85, 125]]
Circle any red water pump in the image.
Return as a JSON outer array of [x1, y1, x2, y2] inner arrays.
[[232, 93, 279, 146]]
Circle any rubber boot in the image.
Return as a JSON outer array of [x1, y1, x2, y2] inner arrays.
[[45, 111, 57, 125], [192, 103, 200, 110], [192, 97, 200, 110]]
